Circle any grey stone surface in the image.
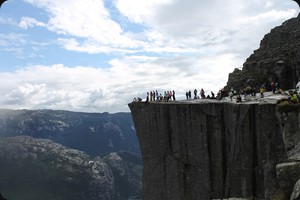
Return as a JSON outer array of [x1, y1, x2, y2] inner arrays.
[[291, 179, 300, 200], [276, 162, 300, 198], [129, 101, 288, 200], [277, 111, 300, 153], [226, 14, 300, 90]]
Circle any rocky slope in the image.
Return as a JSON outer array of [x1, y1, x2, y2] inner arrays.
[[0, 109, 143, 200], [129, 100, 300, 200], [0, 136, 114, 200], [104, 151, 142, 200], [0, 109, 140, 156], [226, 14, 300, 90]]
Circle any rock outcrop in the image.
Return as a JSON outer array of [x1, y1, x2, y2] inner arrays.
[[104, 151, 142, 200], [226, 14, 300, 90], [0, 136, 114, 200], [276, 104, 300, 199], [129, 100, 300, 200]]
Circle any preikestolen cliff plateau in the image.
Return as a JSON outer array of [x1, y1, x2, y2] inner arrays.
[[129, 13, 300, 200], [1, 0, 300, 200]]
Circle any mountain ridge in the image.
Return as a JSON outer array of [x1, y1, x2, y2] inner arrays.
[[0, 109, 140, 156], [0, 109, 142, 200]]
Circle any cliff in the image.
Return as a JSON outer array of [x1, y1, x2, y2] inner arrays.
[[129, 100, 300, 200], [226, 14, 300, 90]]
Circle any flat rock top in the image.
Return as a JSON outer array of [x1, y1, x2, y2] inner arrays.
[[131, 92, 288, 105]]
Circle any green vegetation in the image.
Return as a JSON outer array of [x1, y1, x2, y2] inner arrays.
[[276, 99, 300, 113]]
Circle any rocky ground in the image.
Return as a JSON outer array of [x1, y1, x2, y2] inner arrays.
[[150, 91, 289, 105]]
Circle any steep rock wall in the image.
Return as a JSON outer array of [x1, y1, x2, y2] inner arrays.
[[129, 101, 287, 200], [276, 106, 300, 199], [226, 14, 300, 90]]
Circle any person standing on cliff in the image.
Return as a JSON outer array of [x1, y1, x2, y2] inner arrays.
[[275, 82, 280, 93], [211, 91, 215, 98], [146, 92, 149, 102], [260, 87, 264, 98], [188, 90, 192, 99], [236, 94, 242, 103], [172, 90, 176, 101], [194, 89, 197, 99], [229, 90, 234, 101], [150, 91, 153, 101], [271, 81, 275, 94], [200, 88, 205, 99]]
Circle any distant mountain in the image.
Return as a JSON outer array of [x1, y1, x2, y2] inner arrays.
[[0, 136, 142, 200], [0, 136, 114, 200], [0, 109, 140, 156], [0, 109, 142, 199]]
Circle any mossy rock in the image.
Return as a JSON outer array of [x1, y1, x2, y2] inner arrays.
[[272, 189, 289, 200], [276, 100, 300, 113]]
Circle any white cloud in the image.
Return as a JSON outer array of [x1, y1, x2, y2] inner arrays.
[[0, 16, 16, 26], [0, 54, 239, 112], [19, 0, 298, 57], [0, 33, 28, 57], [114, 0, 297, 55], [237, 9, 297, 25], [0, 0, 298, 112], [19, 17, 46, 29], [57, 38, 136, 54], [113, 0, 174, 24], [0, 33, 27, 46], [23, 0, 139, 50], [265, 1, 274, 8]]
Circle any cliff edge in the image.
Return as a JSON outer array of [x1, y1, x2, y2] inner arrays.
[[129, 100, 300, 200]]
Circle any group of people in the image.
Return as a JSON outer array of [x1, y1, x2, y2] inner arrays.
[[132, 80, 300, 104], [227, 83, 272, 103], [132, 90, 175, 103], [185, 88, 210, 99], [143, 90, 176, 102], [228, 80, 300, 104]]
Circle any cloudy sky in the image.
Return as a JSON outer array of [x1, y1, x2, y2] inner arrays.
[[0, 0, 298, 113]]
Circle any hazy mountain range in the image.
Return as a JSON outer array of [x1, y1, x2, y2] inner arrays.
[[0, 109, 140, 156], [0, 109, 141, 200]]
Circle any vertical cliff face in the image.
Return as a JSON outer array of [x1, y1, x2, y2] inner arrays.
[[129, 101, 287, 200], [276, 106, 300, 199]]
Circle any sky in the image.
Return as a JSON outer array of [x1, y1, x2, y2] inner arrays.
[[0, 0, 298, 113]]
